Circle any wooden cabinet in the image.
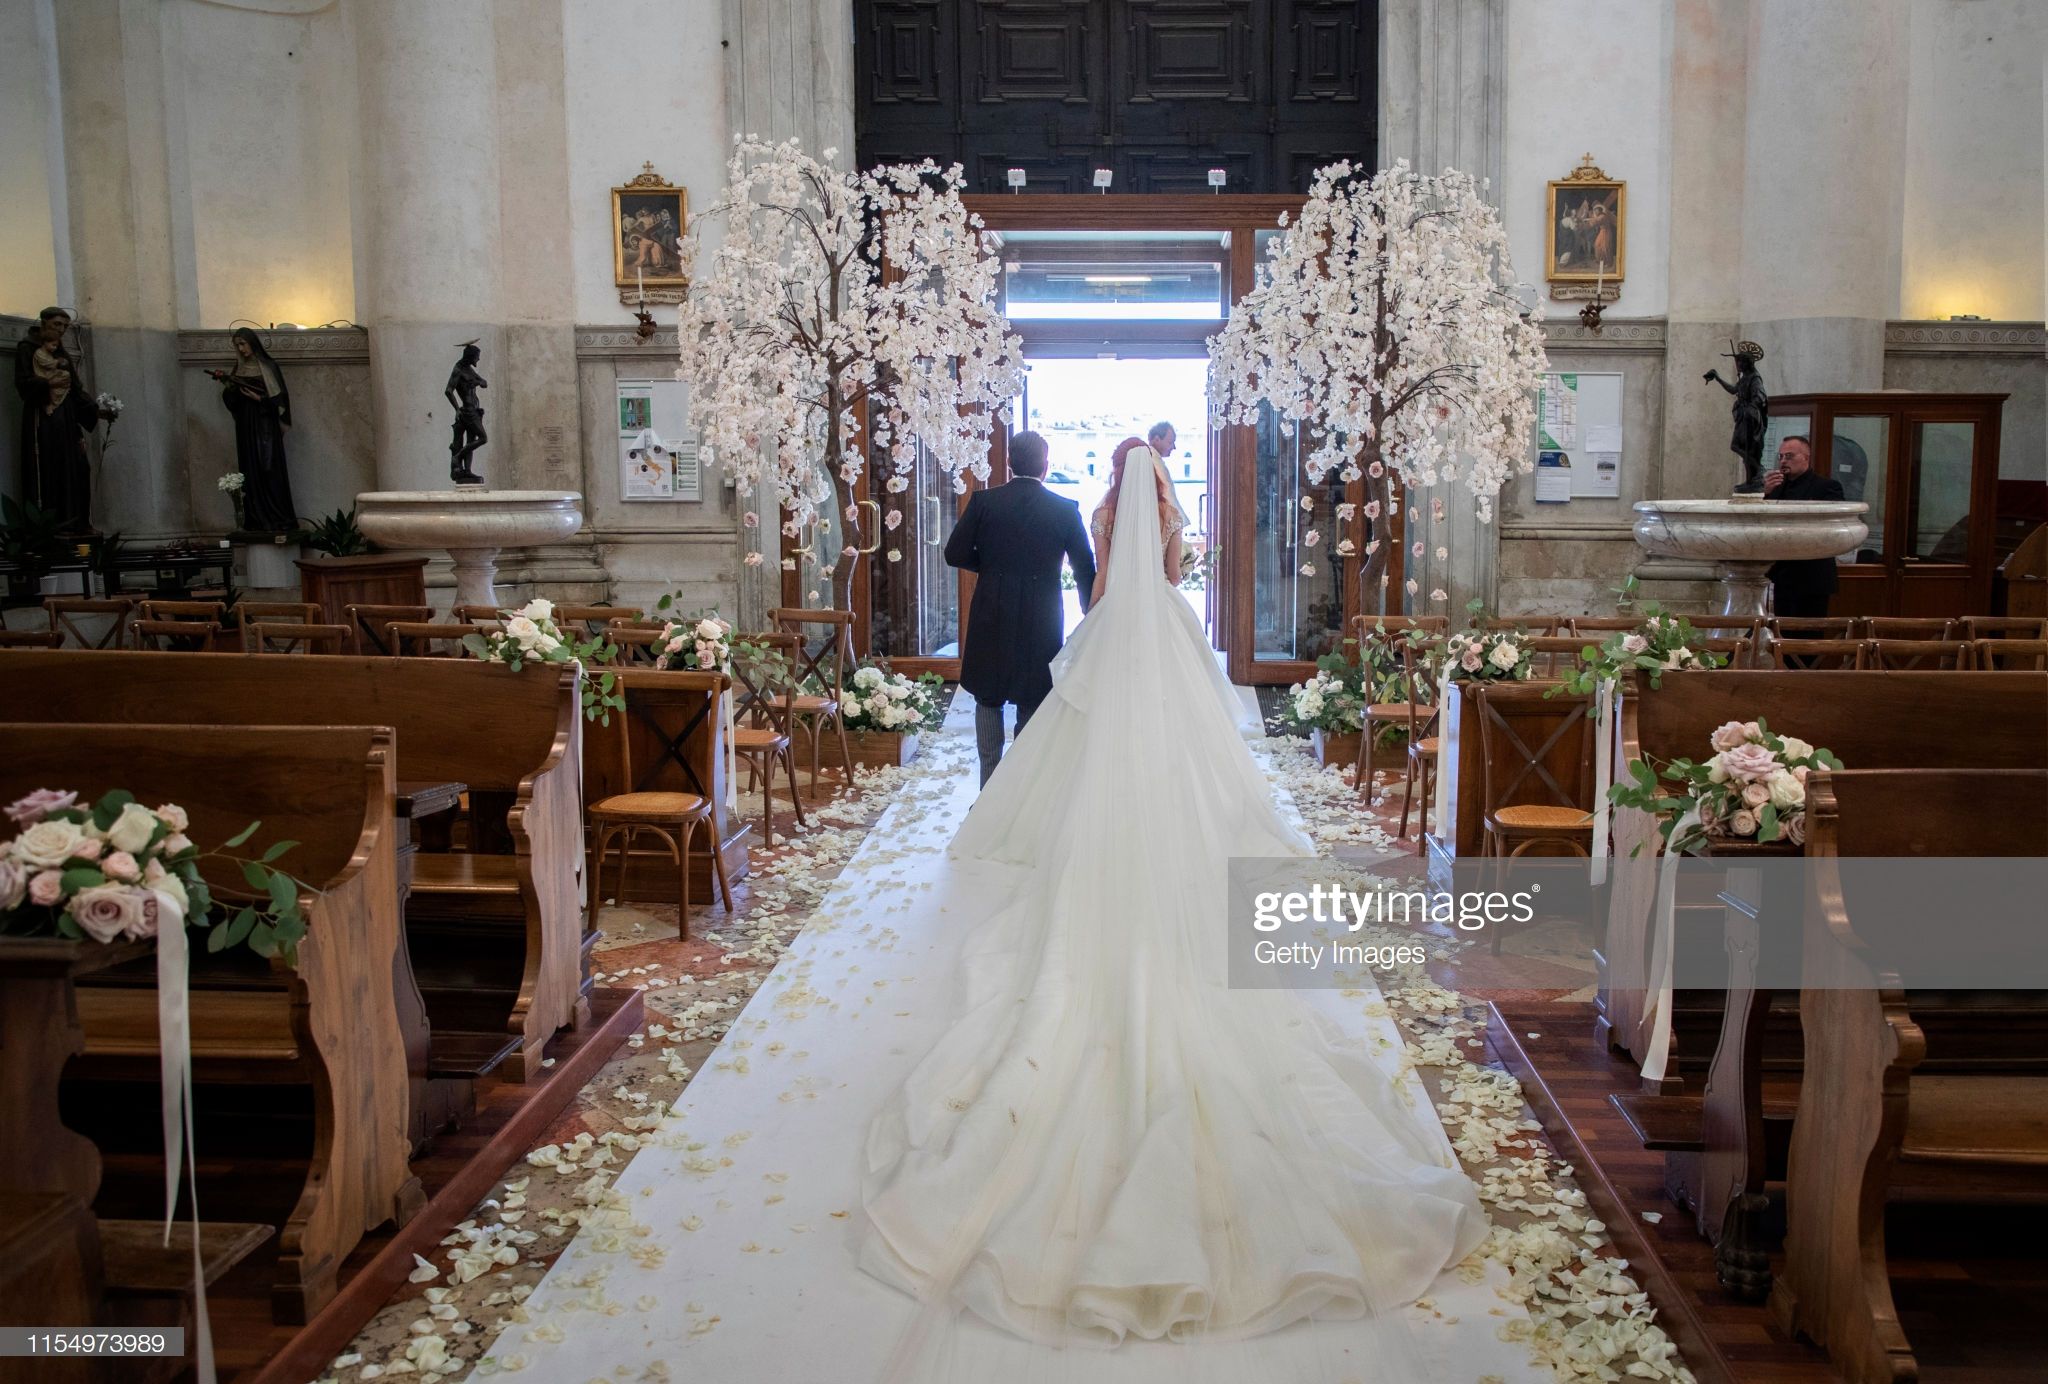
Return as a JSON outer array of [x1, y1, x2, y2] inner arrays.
[[1766, 392, 2005, 618], [296, 553, 429, 625]]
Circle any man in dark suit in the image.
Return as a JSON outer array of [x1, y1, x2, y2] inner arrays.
[[946, 430, 1096, 786], [1764, 435, 1848, 618]]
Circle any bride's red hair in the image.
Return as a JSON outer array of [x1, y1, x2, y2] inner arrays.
[[1095, 437, 1176, 544]]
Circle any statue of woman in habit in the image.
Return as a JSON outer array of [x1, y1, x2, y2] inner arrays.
[[209, 327, 298, 531]]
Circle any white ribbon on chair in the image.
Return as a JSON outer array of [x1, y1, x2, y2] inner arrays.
[[1430, 671, 1455, 835], [1589, 677, 1619, 886], [720, 688, 739, 814], [153, 891, 217, 1384], [1635, 804, 1700, 1086]]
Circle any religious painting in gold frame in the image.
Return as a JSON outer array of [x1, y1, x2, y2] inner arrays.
[[1545, 156, 1624, 298], [612, 162, 689, 304]]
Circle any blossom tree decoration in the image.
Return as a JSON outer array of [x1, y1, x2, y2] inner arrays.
[[676, 137, 1024, 608], [1208, 160, 1548, 614]]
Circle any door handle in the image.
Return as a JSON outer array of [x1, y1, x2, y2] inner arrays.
[[925, 494, 943, 547], [857, 499, 882, 555]]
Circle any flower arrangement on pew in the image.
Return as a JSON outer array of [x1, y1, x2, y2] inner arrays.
[[842, 663, 947, 734], [1438, 626, 1534, 682], [1555, 605, 1726, 701], [0, 789, 309, 962], [463, 597, 625, 725], [1608, 719, 1844, 854], [654, 610, 735, 673]]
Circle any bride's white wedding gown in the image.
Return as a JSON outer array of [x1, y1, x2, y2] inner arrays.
[[860, 450, 1487, 1363]]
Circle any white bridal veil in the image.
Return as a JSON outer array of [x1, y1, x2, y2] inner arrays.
[[859, 448, 1486, 1383]]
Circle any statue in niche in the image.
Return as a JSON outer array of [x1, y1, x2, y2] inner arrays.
[[12, 306, 110, 531], [207, 327, 298, 531], [445, 341, 488, 485], [1702, 340, 1769, 493]]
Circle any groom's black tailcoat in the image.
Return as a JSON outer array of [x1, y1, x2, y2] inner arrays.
[[946, 477, 1096, 706]]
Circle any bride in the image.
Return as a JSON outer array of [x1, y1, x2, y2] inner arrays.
[[860, 441, 1486, 1374]]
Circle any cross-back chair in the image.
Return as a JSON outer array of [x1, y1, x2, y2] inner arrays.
[[586, 674, 734, 939], [1348, 615, 1447, 802], [1395, 643, 1444, 850], [1971, 638, 2048, 671], [344, 603, 433, 655], [43, 597, 134, 649], [1695, 636, 1755, 669], [1566, 616, 1641, 636], [1964, 616, 2047, 642], [1867, 637, 1967, 671], [1682, 616, 1762, 645], [243, 620, 351, 655], [1862, 617, 1955, 642], [1474, 682, 1597, 953], [1520, 635, 1589, 681], [728, 632, 809, 846], [131, 617, 224, 652], [768, 607, 860, 797], [137, 599, 226, 626], [0, 629, 65, 649], [1767, 616, 1857, 641], [1482, 615, 1560, 635], [385, 621, 483, 658], [606, 626, 666, 666], [232, 600, 321, 633], [1768, 637, 1868, 671]]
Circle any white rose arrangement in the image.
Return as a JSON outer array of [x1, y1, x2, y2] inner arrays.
[[654, 611, 736, 674], [1556, 602, 1728, 703], [1, 788, 309, 961], [463, 598, 625, 725], [216, 472, 245, 493], [841, 663, 947, 734], [1439, 627, 1532, 683], [1610, 719, 1844, 853]]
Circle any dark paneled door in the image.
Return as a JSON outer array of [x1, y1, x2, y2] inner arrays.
[[857, 1, 1377, 194]]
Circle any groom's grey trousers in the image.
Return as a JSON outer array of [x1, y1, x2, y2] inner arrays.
[[975, 692, 1045, 787]]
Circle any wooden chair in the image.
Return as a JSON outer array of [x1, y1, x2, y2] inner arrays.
[[729, 634, 809, 846], [607, 626, 665, 666], [136, 599, 226, 626], [1695, 636, 1754, 669], [1474, 681, 1596, 866], [1768, 637, 1868, 671], [1767, 616, 1856, 641], [768, 607, 860, 797], [1395, 643, 1442, 850], [0, 629, 65, 649], [1516, 635, 1586, 680], [1859, 616, 1954, 641], [1772, 768, 2048, 1384], [243, 620, 351, 655], [587, 681, 734, 939], [1963, 615, 2048, 642], [1867, 638, 1967, 671], [343, 603, 432, 655], [1481, 615, 1560, 635], [130, 617, 224, 652], [1682, 616, 1762, 646], [386, 621, 483, 658], [1349, 615, 1448, 802], [1567, 616, 1642, 636], [231, 600, 321, 633], [1971, 637, 2048, 670], [43, 596, 134, 649], [553, 604, 644, 636]]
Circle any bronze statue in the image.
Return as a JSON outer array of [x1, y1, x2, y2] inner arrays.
[[445, 341, 488, 485], [1703, 340, 1768, 493]]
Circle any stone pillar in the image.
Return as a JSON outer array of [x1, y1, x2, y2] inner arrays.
[[720, 0, 856, 627], [1380, 0, 1508, 617], [52, 0, 187, 537], [1739, 0, 1911, 392], [353, 0, 506, 494]]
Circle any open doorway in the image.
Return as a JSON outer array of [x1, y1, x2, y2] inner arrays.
[[1017, 355, 1211, 635]]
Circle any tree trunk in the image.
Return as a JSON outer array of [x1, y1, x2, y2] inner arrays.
[[1357, 450, 1397, 618], [821, 378, 860, 613]]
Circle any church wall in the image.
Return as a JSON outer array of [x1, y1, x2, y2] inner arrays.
[[1899, 0, 2047, 322], [0, 0, 63, 322], [1500, 0, 1671, 318]]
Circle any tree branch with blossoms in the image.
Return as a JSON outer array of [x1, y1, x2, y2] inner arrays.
[[676, 138, 1024, 610], [1208, 160, 1548, 616]]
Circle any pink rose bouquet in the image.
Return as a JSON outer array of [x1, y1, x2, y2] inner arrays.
[[1610, 718, 1844, 853]]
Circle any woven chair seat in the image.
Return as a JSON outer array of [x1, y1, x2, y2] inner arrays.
[[1490, 804, 1593, 831], [590, 792, 710, 823]]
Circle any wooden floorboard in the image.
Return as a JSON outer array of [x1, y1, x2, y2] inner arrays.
[[1491, 1000, 2048, 1384], [214, 987, 643, 1384]]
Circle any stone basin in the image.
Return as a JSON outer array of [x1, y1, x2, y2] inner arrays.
[[1632, 497, 1868, 617], [355, 489, 584, 610]]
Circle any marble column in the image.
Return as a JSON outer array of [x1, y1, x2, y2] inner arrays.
[[52, 0, 187, 538], [721, 0, 855, 628], [1739, 0, 1911, 392], [353, 0, 506, 493], [1380, 0, 1508, 617]]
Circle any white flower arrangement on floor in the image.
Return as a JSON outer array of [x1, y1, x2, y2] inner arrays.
[[1282, 662, 1367, 734], [1, 787, 308, 960], [1610, 718, 1844, 852], [842, 663, 946, 734], [463, 597, 625, 725]]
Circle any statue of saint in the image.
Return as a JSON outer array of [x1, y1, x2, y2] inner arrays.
[[445, 341, 488, 485], [1702, 340, 1769, 493], [207, 327, 298, 531], [12, 307, 111, 531]]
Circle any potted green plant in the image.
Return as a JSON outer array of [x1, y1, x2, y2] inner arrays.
[[302, 506, 376, 558]]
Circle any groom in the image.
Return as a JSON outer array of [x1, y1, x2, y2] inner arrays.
[[945, 430, 1096, 787]]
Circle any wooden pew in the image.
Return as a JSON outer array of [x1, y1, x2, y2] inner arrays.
[[0, 723, 419, 1323], [582, 667, 751, 905], [1771, 768, 2048, 1384], [0, 650, 590, 1084]]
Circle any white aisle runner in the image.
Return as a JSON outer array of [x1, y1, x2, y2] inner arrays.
[[480, 706, 1545, 1384]]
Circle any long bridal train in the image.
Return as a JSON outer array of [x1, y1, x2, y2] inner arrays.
[[859, 449, 1488, 1357]]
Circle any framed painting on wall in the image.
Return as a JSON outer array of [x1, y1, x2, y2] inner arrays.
[[613, 162, 689, 305], [1545, 155, 1624, 299]]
